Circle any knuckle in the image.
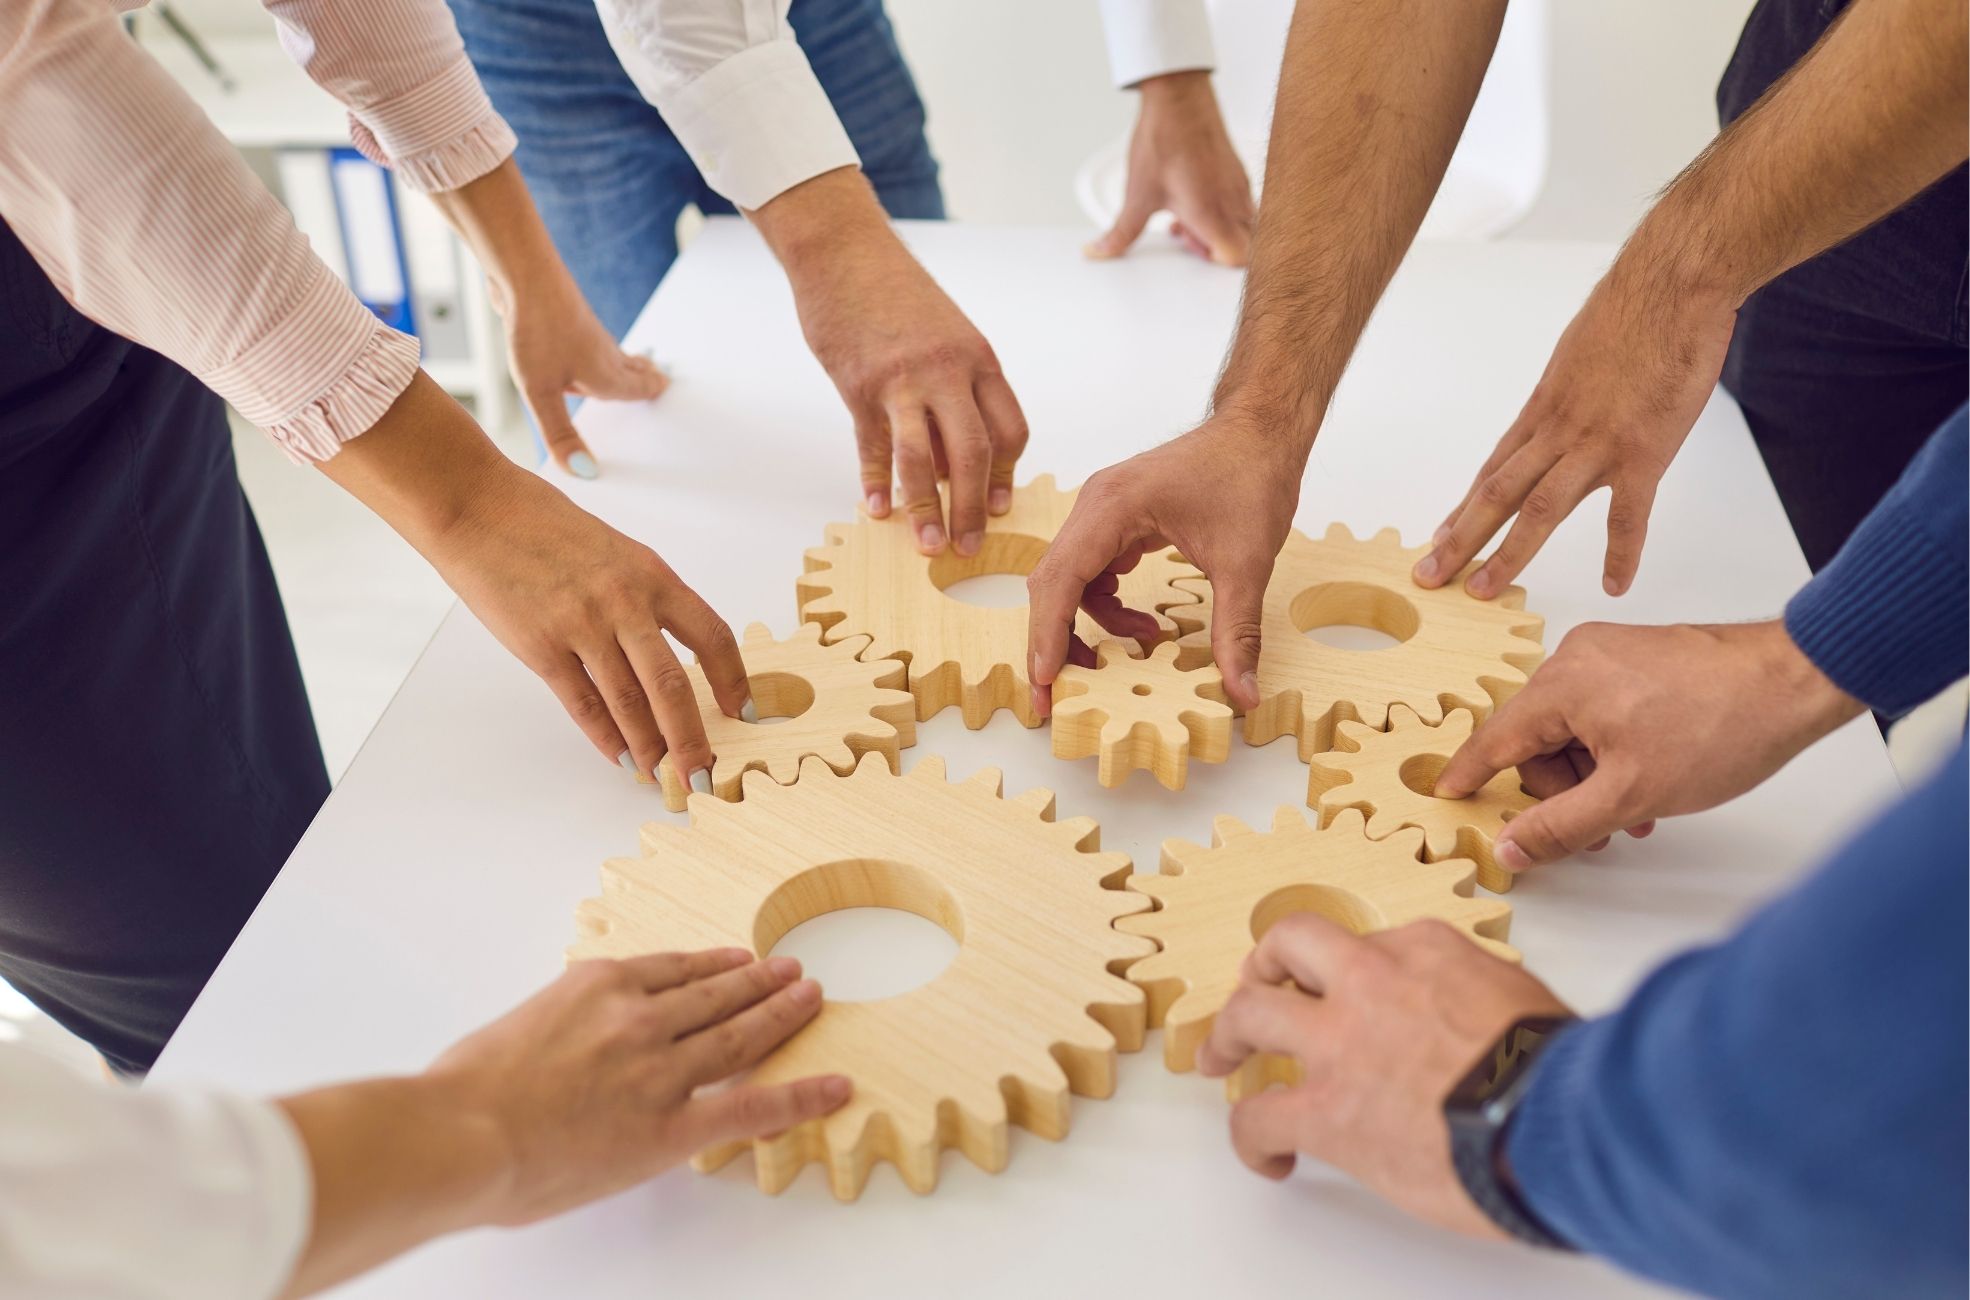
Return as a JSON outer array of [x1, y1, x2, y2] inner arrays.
[[1517, 488, 1558, 525], [648, 660, 693, 702], [1473, 474, 1516, 510], [570, 689, 612, 725], [611, 681, 651, 714]]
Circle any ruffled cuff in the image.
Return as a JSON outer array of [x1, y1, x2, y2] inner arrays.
[[204, 257, 421, 463], [345, 56, 517, 193], [1099, 0, 1217, 88]]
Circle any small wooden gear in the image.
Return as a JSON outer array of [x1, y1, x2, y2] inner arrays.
[[1117, 806, 1514, 1090], [1170, 524, 1545, 757], [1050, 640, 1233, 789], [653, 622, 916, 813], [1306, 705, 1536, 894], [571, 754, 1154, 1200], [797, 475, 1203, 728]]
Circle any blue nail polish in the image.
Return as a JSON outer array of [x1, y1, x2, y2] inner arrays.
[[568, 451, 599, 480]]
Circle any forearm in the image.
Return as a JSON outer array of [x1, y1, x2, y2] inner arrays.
[[1619, 0, 1967, 307], [747, 165, 894, 280], [424, 157, 581, 307], [276, 1076, 507, 1298], [1214, 0, 1506, 449]]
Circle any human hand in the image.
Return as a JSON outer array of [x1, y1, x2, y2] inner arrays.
[[1436, 620, 1864, 870], [1086, 71, 1255, 265], [429, 463, 748, 785], [1198, 914, 1569, 1235], [429, 950, 846, 1225], [753, 168, 1028, 556], [1412, 264, 1737, 600], [492, 264, 669, 479], [1025, 415, 1301, 719]]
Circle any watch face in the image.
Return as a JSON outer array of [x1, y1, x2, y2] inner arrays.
[[1446, 1015, 1572, 1109]]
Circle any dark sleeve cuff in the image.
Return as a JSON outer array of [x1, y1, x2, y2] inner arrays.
[[1500, 1019, 1603, 1251]]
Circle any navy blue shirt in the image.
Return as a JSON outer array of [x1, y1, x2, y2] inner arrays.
[[1505, 409, 1969, 1299]]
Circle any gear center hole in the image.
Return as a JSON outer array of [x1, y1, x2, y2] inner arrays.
[[1130, 684, 1152, 696], [1290, 581, 1419, 652], [1250, 883, 1384, 941], [747, 671, 814, 725], [1399, 752, 1452, 798], [756, 859, 961, 1002], [930, 532, 1050, 609]]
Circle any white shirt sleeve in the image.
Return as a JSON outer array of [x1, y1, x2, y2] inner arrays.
[[1097, 0, 1217, 88], [591, 0, 860, 211], [0, 1044, 312, 1300]]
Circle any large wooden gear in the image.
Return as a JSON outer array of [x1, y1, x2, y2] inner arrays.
[[1117, 806, 1515, 1086], [1306, 705, 1536, 894], [1170, 524, 1544, 757], [570, 754, 1154, 1200], [1050, 640, 1233, 789], [797, 475, 1203, 728], [654, 622, 916, 812]]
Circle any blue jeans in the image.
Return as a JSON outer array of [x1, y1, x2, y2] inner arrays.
[[449, 0, 945, 342]]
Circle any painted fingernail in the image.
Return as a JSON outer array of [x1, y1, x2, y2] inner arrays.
[[567, 451, 599, 480], [689, 767, 713, 795], [989, 486, 1011, 514], [788, 979, 821, 1005], [1413, 554, 1440, 584], [959, 530, 983, 557], [766, 955, 801, 980], [919, 522, 946, 552], [1497, 839, 1533, 871], [865, 492, 887, 517], [1433, 525, 1451, 548], [740, 699, 759, 724], [617, 749, 637, 776]]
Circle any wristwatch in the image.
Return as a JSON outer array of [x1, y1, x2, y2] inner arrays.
[[1443, 1013, 1577, 1250]]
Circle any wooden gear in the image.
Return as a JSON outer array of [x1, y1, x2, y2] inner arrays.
[[570, 754, 1154, 1200], [1306, 705, 1536, 894], [1170, 524, 1544, 757], [798, 475, 1203, 728], [653, 622, 917, 812], [1050, 640, 1233, 789], [1117, 806, 1514, 1092]]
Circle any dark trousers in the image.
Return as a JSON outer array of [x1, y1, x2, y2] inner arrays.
[[0, 223, 329, 1074], [1718, 0, 1970, 571]]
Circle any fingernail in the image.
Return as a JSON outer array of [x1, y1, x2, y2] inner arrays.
[[958, 530, 983, 557], [1497, 839, 1533, 871], [689, 767, 713, 795], [1239, 671, 1258, 704], [1603, 574, 1623, 597], [1467, 568, 1495, 599], [567, 451, 599, 480], [766, 955, 801, 980], [616, 749, 637, 776], [788, 979, 821, 1005], [1433, 525, 1451, 548], [820, 1075, 852, 1102], [989, 486, 1011, 514], [1413, 554, 1440, 584], [740, 699, 759, 724], [865, 492, 887, 518], [919, 522, 946, 552]]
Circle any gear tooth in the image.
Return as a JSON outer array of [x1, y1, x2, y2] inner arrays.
[[1211, 814, 1255, 845], [1029, 472, 1058, 493], [1266, 804, 1311, 836], [742, 621, 773, 646], [1324, 521, 1356, 542], [909, 754, 949, 783], [1010, 786, 1057, 818], [1317, 804, 1370, 839], [1055, 813, 1098, 844], [959, 765, 1005, 796], [1384, 703, 1426, 732], [1372, 526, 1404, 545], [1156, 839, 1206, 875]]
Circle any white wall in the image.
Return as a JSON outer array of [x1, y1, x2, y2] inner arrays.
[[163, 0, 1757, 241]]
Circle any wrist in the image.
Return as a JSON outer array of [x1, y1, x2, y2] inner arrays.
[[1746, 618, 1867, 743], [1614, 188, 1758, 316], [401, 1070, 519, 1231], [750, 165, 891, 277], [1208, 383, 1327, 465], [1135, 68, 1215, 108]]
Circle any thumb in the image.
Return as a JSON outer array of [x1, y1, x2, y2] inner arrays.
[[1085, 195, 1156, 261], [1187, 206, 1253, 268], [1493, 776, 1626, 870], [1208, 569, 1266, 710], [528, 387, 599, 481]]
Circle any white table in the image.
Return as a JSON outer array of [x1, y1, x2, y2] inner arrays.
[[154, 221, 1897, 1298]]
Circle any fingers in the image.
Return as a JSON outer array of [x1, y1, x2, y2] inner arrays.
[[1602, 477, 1658, 597], [1244, 912, 1364, 996], [617, 628, 712, 782], [528, 386, 601, 482], [1413, 442, 1549, 590], [1079, 568, 1164, 643], [1175, 205, 1253, 267], [570, 350, 670, 404], [648, 955, 802, 1039], [930, 392, 994, 558], [853, 412, 895, 518], [1227, 1088, 1303, 1180], [686, 1074, 853, 1149], [577, 640, 668, 779], [1026, 500, 1139, 719], [1434, 688, 1577, 800], [888, 402, 946, 554], [537, 653, 632, 766], [662, 589, 749, 720], [611, 947, 754, 994], [975, 372, 1028, 516], [1206, 564, 1269, 710], [1463, 463, 1596, 599], [1196, 983, 1322, 1079], [1085, 193, 1156, 261], [678, 978, 824, 1085], [1493, 776, 1634, 870]]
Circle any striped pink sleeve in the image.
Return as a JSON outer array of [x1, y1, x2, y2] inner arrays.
[[266, 0, 517, 193]]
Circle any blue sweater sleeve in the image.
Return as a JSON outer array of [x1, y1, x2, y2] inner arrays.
[[1784, 406, 1968, 718], [1503, 741, 1968, 1300]]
